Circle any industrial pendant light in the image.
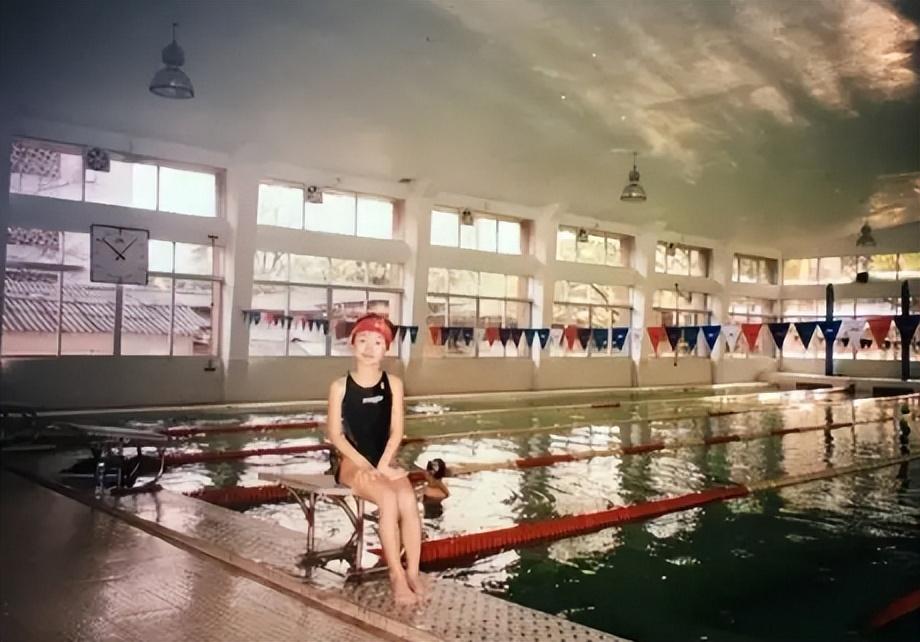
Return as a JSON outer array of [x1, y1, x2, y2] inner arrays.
[[855, 221, 876, 247], [620, 151, 647, 202], [149, 23, 195, 99]]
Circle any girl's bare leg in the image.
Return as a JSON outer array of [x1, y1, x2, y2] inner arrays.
[[390, 477, 427, 597], [340, 460, 416, 604]]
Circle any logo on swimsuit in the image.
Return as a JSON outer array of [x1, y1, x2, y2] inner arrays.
[[363, 395, 384, 404]]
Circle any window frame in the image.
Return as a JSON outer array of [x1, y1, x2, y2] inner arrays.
[[655, 241, 710, 277], [555, 225, 631, 267], [429, 207, 525, 255]]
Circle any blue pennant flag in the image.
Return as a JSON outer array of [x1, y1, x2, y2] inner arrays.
[[701, 325, 721, 350], [461, 327, 474, 345], [442, 327, 454, 345], [611, 327, 629, 351], [577, 328, 592, 349], [592, 328, 609, 350], [894, 314, 920, 343], [523, 329, 536, 346], [794, 321, 818, 349], [665, 326, 682, 350], [818, 320, 842, 342], [536, 328, 550, 349], [510, 328, 523, 345], [499, 328, 512, 346], [682, 326, 699, 351], [767, 322, 790, 350], [397, 325, 408, 341], [408, 326, 419, 343]]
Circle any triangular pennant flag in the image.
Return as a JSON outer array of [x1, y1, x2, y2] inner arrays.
[[484, 327, 500, 346], [721, 324, 741, 351], [818, 320, 842, 343], [446, 327, 460, 345], [841, 318, 866, 352], [701, 325, 721, 351], [253, 311, 262, 325], [301, 316, 308, 330], [767, 322, 790, 350], [592, 328, 609, 350], [550, 327, 564, 346], [536, 328, 550, 349], [794, 321, 818, 349], [611, 327, 629, 351], [741, 323, 762, 350], [576, 328, 592, 350], [682, 326, 699, 352], [499, 328, 513, 346], [461, 327, 474, 345], [429, 325, 442, 345], [408, 326, 419, 343], [564, 325, 579, 350], [647, 326, 666, 355], [665, 326, 682, 350], [510, 328, 524, 345], [893, 314, 920, 344], [398, 325, 408, 341], [523, 329, 536, 346], [263, 312, 274, 325], [868, 316, 893, 347]]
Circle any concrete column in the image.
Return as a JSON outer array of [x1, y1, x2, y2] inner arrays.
[[401, 185, 434, 364], [631, 225, 660, 363]]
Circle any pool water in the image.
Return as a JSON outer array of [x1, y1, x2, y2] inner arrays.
[[150, 387, 918, 641]]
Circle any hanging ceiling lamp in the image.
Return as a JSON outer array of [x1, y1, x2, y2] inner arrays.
[[620, 151, 647, 202], [149, 23, 195, 99], [855, 221, 876, 246]]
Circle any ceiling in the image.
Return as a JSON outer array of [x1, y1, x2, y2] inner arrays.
[[1, 0, 918, 250]]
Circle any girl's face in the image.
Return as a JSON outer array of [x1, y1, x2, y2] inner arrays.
[[353, 330, 387, 366]]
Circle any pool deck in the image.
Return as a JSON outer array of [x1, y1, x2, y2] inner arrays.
[[1, 463, 628, 642]]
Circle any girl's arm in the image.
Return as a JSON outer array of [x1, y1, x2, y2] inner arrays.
[[377, 375, 405, 471], [326, 378, 377, 471]]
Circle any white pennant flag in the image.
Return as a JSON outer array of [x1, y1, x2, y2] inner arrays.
[[549, 327, 564, 347], [842, 318, 866, 351], [722, 324, 741, 352]]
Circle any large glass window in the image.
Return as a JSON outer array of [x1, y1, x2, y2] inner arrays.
[[10, 139, 219, 217], [426, 269, 531, 357], [783, 253, 920, 285], [430, 208, 524, 255], [2, 227, 220, 356], [556, 226, 630, 267], [726, 297, 777, 357], [651, 289, 711, 356], [258, 183, 396, 239], [249, 251, 402, 357], [655, 242, 709, 277], [732, 254, 778, 284], [551, 280, 632, 357]]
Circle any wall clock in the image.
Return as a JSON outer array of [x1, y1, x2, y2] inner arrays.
[[90, 224, 149, 285]]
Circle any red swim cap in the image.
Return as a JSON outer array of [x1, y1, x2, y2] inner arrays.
[[349, 313, 395, 348]]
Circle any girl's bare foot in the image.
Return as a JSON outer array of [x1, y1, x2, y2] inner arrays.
[[390, 573, 417, 606], [406, 572, 430, 599]]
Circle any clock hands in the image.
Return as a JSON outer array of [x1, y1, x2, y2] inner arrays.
[[121, 237, 138, 255], [101, 237, 127, 260]]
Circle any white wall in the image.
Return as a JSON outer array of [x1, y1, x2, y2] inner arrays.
[[1, 117, 916, 410]]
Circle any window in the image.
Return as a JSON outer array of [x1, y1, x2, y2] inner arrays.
[[652, 289, 711, 356], [2, 227, 220, 356], [556, 226, 630, 267], [732, 254, 778, 284], [10, 138, 218, 216], [430, 208, 524, 255], [249, 251, 402, 357], [783, 253, 920, 285], [655, 242, 709, 277], [258, 183, 396, 239], [426, 269, 531, 357], [726, 298, 777, 357], [551, 280, 631, 357]]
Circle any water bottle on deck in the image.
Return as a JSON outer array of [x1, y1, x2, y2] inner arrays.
[[94, 459, 106, 497]]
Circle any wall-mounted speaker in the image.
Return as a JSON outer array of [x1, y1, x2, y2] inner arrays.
[[855, 271, 869, 283]]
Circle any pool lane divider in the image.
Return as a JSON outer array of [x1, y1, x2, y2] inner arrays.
[[405, 452, 920, 565], [867, 589, 920, 631], [165, 420, 321, 438]]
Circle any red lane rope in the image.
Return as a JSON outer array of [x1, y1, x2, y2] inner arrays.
[[165, 443, 330, 466], [376, 485, 750, 564], [868, 589, 920, 631], [166, 420, 320, 438]]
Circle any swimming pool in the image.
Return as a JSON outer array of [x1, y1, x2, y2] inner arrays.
[[131, 387, 919, 640]]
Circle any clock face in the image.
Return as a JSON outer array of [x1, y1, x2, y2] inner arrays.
[[90, 224, 149, 285]]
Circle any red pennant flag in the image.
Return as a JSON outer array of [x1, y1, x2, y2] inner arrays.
[[564, 325, 579, 350], [263, 312, 275, 325], [741, 323, 763, 350], [868, 316, 892, 347], [484, 327, 500, 346], [647, 326, 666, 355], [429, 325, 442, 345]]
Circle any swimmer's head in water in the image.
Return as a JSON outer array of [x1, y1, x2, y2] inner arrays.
[[426, 457, 447, 479]]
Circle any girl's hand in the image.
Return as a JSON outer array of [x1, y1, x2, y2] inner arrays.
[[355, 465, 383, 485], [377, 463, 408, 480]]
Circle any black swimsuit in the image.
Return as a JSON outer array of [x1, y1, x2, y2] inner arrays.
[[335, 371, 392, 481]]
